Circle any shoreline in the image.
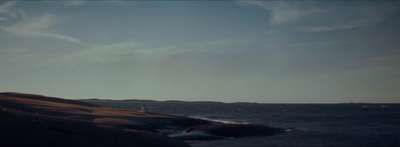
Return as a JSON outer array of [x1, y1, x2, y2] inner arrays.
[[0, 92, 286, 146]]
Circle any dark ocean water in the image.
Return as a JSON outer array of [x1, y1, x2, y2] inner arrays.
[[81, 99, 400, 147]]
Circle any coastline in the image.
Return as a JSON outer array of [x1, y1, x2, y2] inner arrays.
[[0, 92, 285, 146]]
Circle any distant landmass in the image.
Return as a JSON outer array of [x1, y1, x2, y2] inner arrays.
[[83, 97, 395, 105]]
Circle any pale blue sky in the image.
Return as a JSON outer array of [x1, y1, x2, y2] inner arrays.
[[1, 1, 399, 103]]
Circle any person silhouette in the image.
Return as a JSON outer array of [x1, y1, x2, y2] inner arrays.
[[140, 105, 147, 112]]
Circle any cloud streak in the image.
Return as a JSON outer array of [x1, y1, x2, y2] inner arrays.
[[1, 26, 90, 46], [44, 1, 87, 7], [234, 1, 323, 25], [49, 38, 239, 68], [64, 1, 87, 6], [0, 1, 18, 21], [0, 1, 18, 13], [369, 56, 400, 62], [301, 19, 381, 32], [1, 13, 92, 47], [14, 13, 61, 31]]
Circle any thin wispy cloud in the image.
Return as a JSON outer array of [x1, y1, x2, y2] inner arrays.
[[80, 41, 182, 59], [50, 39, 234, 68], [14, 13, 61, 31], [269, 2, 322, 25], [301, 3, 398, 33], [44, 1, 87, 7], [234, 1, 323, 25], [0, 1, 18, 20], [1, 13, 92, 46], [302, 19, 381, 32], [0, 1, 18, 13], [1, 26, 87, 46], [369, 56, 400, 62], [64, 1, 87, 6]]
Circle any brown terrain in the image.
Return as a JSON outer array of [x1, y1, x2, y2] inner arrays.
[[0, 92, 285, 146]]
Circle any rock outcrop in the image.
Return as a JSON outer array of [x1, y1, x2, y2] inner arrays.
[[184, 124, 285, 137], [0, 92, 202, 146], [0, 92, 289, 146]]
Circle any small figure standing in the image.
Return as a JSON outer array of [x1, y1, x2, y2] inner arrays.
[[140, 105, 147, 112]]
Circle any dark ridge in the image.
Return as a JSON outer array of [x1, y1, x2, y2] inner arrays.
[[0, 92, 98, 107], [80, 97, 400, 105], [122, 99, 226, 104], [81, 98, 101, 100], [181, 101, 225, 104], [124, 99, 158, 102]]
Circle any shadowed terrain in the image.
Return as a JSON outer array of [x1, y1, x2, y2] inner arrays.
[[0, 92, 205, 146], [0, 92, 286, 146]]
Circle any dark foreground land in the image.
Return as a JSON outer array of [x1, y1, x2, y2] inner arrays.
[[0, 92, 285, 147]]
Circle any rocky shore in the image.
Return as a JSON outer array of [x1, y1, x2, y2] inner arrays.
[[0, 92, 286, 146]]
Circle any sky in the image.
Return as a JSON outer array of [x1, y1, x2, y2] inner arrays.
[[0, 1, 400, 103]]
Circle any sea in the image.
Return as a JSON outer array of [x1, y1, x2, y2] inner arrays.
[[81, 99, 400, 147]]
